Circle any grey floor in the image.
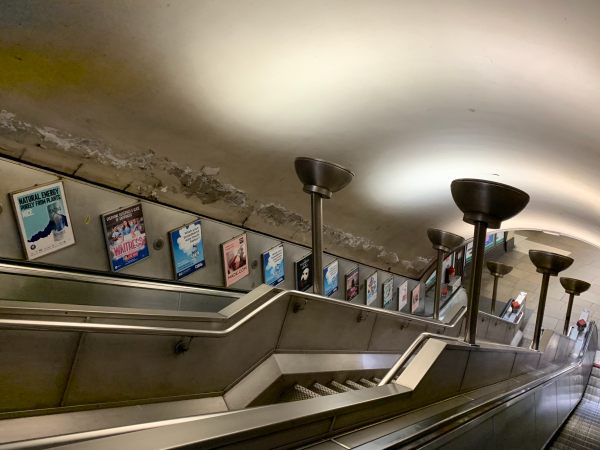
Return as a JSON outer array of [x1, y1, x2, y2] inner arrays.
[[479, 231, 600, 342]]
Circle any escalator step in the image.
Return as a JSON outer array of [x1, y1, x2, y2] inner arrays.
[[358, 378, 377, 387], [311, 383, 338, 396], [372, 377, 382, 383], [345, 380, 366, 390], [329, 380, 353, 392], [284, 384, 321, 402]]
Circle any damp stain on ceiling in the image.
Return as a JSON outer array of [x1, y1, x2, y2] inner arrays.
[[0, 0, 599, 278]]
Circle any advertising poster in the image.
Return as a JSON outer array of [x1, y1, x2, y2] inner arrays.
[[366, 272, 378, 305], [465, 241, 473, 263], [382, 277, 393, 308], [221, 233, 249, 287], [168, 219, 205, 280], [345, 267, 359, 301], [323, 260, 339, 297], [496, 231, 505, 244], [398, 280, 409, 310], [10, 181, 76, 260], [411, 284, 421, 313], [262, 244, 285, 286], [295, 253, 313, 292], [484, 233, 495, 250], [101, 203, 149, 271]]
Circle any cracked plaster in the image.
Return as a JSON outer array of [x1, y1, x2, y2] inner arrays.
[[0, 109, 427, 277]]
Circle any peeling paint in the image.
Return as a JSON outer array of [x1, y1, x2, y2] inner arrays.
[[255, 203, 311, 232], [0, 109, 424, 275]]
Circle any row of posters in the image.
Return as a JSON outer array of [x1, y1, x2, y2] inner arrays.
[[9, 182, 423, 304]]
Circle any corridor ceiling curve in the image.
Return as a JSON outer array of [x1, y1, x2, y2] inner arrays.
[[1, 0, 599, 277]]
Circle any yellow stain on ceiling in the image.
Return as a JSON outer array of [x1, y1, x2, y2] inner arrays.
[[0, 44, 130, 98]]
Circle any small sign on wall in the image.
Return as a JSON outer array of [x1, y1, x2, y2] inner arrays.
[[169, 219, 205, 280], [345, 266, 359, 301], [101, 203, 149, 271], [398, 280, 408, 310], [295, 253, 313, 292], [382, 277, 393, 308], [221, 233, 249, 287], [323, 260, 339, 297], [365, 272, 378, 305], [262, 244, 285, 286], [411, 284, 421, 313], [10, 181, 76, 260]]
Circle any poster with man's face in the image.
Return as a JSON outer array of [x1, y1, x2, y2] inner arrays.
[[221, 233, 249, 287], [345, 267, 359, 301]]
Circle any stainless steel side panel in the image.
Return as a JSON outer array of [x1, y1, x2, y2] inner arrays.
[[492, 394, 536, 450], [460, 349, 516, 392], [0, 328, 80, 412], [534, 382, 558, 449], [276, 297, 377, 352], [63, 299, 288, 405]]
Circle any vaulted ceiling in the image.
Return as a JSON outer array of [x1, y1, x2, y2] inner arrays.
[[1, 1, 599, 278]]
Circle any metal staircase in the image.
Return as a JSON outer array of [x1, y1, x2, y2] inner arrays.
[[548, 357, 600, 449], [280, 377, 383, 402]]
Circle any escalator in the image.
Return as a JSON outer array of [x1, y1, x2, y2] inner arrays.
[[0, 265, 588, 449], [548, 357, 600, 450]]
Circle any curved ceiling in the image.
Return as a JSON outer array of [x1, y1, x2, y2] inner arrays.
[[0, 1, 599, 277]]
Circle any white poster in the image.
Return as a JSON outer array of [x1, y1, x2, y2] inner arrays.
[[398, 281, 409, 310]]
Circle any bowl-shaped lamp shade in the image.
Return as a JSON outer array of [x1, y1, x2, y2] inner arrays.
[[450, 179, 530, 229], [486, 261, 513, 278], [529, 250, 574, 276], [560, 277, 591, 295], [294, 157, 354, 198], [427, 228, 465, 253]]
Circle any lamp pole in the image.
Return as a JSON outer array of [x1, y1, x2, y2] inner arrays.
[[295, 157, 354, 295]]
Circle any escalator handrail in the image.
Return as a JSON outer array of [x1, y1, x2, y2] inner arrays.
[[0, 259, 243, 298], [369, 322, 598, 449], [378, 327, 541, 386], [0, 288, 467, 338]]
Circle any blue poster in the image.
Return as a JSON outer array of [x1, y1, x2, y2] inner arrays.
[[484, 233, 495, 250], [323, 260, 339, 297], [262, 244, 285, 286], [169, 219, 206, 280]]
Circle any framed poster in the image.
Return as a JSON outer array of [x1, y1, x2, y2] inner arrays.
[[411, 284, 421, 313], [101, 203, 149, 271], [382, 277, 393, 308], [496, 231, 505, 244], [345, 267, 359, 301], [398, 280, 409, 310], [323, 260, 339, 297], [365, 272, 378, 305], [168, 219, 205, 280], [10, 181, 76, 260], [465, 242, 473, 263], [262, 243, 285, 286], [221, 233, 249, 287], [484, 233, 495, 250], [294, 253, 313, 292]]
